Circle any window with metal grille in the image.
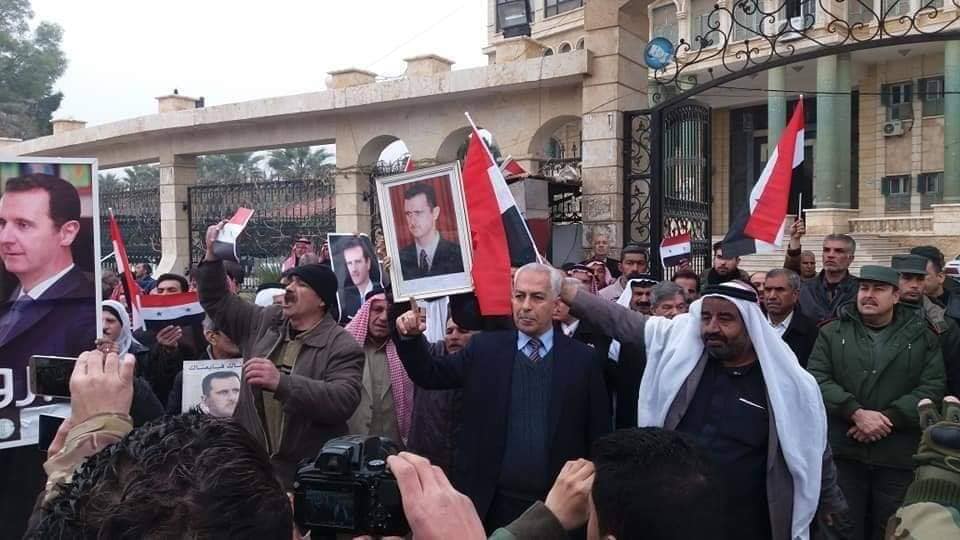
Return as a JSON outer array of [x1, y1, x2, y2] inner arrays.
[[732, 0, 762, 42], [882, 174, 911, 212], [918, 171, 943, 209], [545, 0, 583, 17], [651, 4, 679, 46], [919, 76, 944, 116], [690, 0, 716, 48], [882, 0, 911, 17], [881, 82, 914, 120]]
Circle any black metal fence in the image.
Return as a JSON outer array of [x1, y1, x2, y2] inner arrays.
[[188, 178, 335, 291], [99, 187, 161, 271]]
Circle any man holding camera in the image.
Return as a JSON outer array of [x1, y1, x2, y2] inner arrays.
[[196, 220, 364, 489], [394, 262, 610, 531]]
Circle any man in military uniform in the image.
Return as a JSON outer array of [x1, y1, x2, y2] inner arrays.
[[893, 254, 960, 397]]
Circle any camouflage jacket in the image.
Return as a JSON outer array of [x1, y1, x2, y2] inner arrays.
[[42, 413, 133, 503]]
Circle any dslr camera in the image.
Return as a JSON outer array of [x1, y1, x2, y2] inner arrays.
[[293, 435, 409, 537]]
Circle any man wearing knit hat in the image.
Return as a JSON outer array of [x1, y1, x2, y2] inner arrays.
[[892, 254, 960, 396], [808, 265, 945, 539], [195, 221, 364, 489]]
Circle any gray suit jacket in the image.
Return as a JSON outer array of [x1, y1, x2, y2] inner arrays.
[[569, 290, 847, 540]]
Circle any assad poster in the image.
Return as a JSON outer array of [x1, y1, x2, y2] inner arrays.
[[0, 158, 101, 449]]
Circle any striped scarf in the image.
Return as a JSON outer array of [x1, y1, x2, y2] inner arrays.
[[345, 293, 413, 443]]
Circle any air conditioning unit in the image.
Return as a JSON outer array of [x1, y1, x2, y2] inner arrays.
[[776, 16, 806, 41], [883, 120, 905, 137]]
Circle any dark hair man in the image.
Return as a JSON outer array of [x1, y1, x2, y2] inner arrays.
[[197, 220, 364, 489], [702, 241, 750, 287], [135, 262, 156, 293], [26, 350, 291, 539], [144, 271, 202, 406], [808, 265, 945, 539], [407, 315, 475, 472], [155, 272, 189, 295], [200, 371, 241, 418], [398, 182, 464, 280], [650, 281, 687, 318], [395, 262, 610, 531], [892, 254, 960, 397], [784, 222, 858, 322], [339, 236, 376, 321], [599, 243, 648, 300], [0, 174, 97, 538], [562, 279, 847, 539], [764, 268, 819, 367], [671, 269, 701, 304], [910, 245, 960, 324]]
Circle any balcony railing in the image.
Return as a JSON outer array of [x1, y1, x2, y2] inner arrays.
[[848, 215, 934, 234]]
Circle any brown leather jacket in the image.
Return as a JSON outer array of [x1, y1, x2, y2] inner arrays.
[[196, 261, 364, 488]]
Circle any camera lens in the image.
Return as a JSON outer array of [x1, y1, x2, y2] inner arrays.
[[367, 459, 386, 472]]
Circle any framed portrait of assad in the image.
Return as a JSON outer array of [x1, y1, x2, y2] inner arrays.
[[0, 157, 101, 449], [328, 233, 384, 323], [376, 162, 473, 302]]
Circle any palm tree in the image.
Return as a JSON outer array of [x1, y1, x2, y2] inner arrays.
[[267, 147, 333, 181], [98, 172, 126, 192], [198, 152, 265, 184], [123, 164, 160, 189]]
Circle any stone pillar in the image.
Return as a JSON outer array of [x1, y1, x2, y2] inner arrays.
[[933, 41, 960, 236], [944, 40, 960, 203], [157, 153, 196, 275], [580, 0, 648, 254], [835, 53, 853, 206], [767, 67, 786, 144], [814, 55, 840, 208], [334, 167, 370, 234]]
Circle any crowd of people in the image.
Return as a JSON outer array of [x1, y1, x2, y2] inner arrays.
[[6, 210, 960, 539]]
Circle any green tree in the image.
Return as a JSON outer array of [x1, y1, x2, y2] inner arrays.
[[98, 172, 126, 192], [267, 146, 333, 181], [0, 0, 67, 139], [198, 152, 265, 184], [123, 164, 160, 189]]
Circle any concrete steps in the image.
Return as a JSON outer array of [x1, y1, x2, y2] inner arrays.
[[712, 234, 913, 275]]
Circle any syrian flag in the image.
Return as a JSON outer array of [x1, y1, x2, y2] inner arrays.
[[213, 207, 254, 262], [137, 292, 204, 332], [108, 210, 143, 315], [723, 100, 805, 257], [462, 117, 540, 315], [499, 156, 528, 181], [660, 233, 691, 268]]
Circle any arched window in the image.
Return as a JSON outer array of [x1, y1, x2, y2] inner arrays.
[[558, 42, 572, 53], [575, 38, 585, 50], [543, 47, 554, 56], [546, 137, 564, 159]]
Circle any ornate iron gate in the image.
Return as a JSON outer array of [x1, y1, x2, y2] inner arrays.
[[624, 101, 711, 279]]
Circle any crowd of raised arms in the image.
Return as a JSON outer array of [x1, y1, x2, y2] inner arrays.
[[3, 174, 960, 540]]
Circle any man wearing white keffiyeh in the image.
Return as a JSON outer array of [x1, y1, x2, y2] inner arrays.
[[345, 289, 414, 445], [561, 277, 848, 540]]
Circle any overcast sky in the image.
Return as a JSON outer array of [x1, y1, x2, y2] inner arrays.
[[31, 0, 489, 127]]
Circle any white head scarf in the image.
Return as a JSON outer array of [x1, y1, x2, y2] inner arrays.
[[607, 278, 649, 361], [638, 280, 826, 540], [102, 299, 140, 356], [255, 288, 285, 307]]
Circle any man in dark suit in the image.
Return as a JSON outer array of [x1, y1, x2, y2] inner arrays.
[[394, 262, 610, 532], [763, 268, 818, 367], [0, 173, 97, 538], [397, 182, 464, 280], [339, 236, 378, 322]]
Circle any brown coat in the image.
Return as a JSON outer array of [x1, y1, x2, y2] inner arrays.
[[196, 261, 364, 488]]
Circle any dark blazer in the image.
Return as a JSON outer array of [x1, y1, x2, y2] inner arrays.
[[339, 285, 362, 323], [398, 237, 464, 280], [781, 309, 818, 368], [394, 329, 610, 520], [0, 267, 97, 403]]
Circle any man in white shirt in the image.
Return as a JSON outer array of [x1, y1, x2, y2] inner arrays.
[[764, 268, 819, 367]]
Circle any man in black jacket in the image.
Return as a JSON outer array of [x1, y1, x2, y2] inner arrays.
[[394, 262, 610, 532], [764, 268, 819, 367]]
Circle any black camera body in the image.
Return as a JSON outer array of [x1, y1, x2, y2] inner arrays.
[[293, 436, 409, 537]]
